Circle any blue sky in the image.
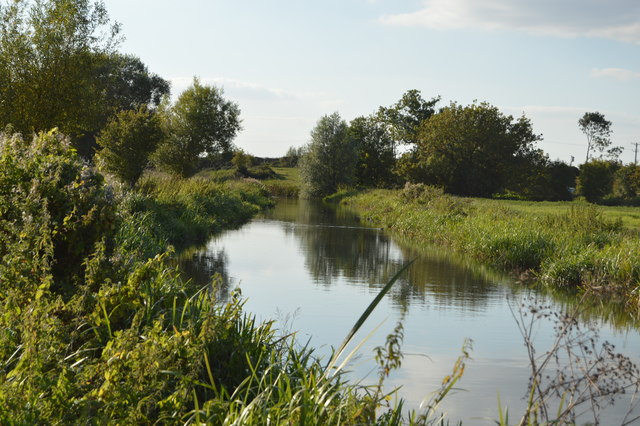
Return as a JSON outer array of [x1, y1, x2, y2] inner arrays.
[[104, 0, 640, 164]]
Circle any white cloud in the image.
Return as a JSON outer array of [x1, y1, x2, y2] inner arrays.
[[591, 67, 640, 81], [380, 0, 640, 44]]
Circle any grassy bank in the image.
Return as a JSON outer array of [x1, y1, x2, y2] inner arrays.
[[341, 184, 640, 313], [0, 133, 422, 423]]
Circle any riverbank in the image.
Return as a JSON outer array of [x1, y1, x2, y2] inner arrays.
[[0, 135, 412, 423], [341, 184, 640, 314]]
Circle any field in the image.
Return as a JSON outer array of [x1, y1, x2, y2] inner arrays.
[[478, 198, 640, 230]]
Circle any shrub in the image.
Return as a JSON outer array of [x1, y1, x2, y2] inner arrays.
[[96, 106, 164, 187], [576, 160, 619, 202], [0, 129, 115, 292]]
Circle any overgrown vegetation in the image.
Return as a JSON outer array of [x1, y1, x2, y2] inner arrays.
[[1, 131, 459, 423], [342, 185, 640, 313]]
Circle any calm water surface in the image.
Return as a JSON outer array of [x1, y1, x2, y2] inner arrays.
[[181, 199, 640, 424]]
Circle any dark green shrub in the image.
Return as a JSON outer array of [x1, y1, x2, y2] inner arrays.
[[613, 165, 640, 198], [576, 160, 619, 202], [96, 106, 164, 187]]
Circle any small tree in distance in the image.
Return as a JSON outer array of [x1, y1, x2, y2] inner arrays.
[[96, 106, 164, 186], [299, 112, 357, 197], [579, 112, 612, 162]]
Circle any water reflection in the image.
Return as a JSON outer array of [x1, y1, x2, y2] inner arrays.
[[180, 198, 640, 424], [178, 247, 232, 301], [263, 199, 515, 314]]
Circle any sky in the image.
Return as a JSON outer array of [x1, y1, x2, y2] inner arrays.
[[104, 0, 640, 164]]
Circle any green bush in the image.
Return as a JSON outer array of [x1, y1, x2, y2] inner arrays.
[[576, 160, 619, 202], [96, 106, 164, 187], [0, 130, 115, 292]]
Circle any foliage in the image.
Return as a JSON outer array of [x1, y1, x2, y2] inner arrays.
[[0, 129, 115, 291], [0, 0, 120, 154], [0, 139, 439, 423], [98, 53, 170, 112], [299, 112, 358, 197], [349, 115, 397, 187], [399, 101, 542, 197], [613, 164, 640, 198], [576, 159, 620, 202], [0, 1, 171, 158], [135, 172, 273, 248], [579, 112, 613, 162], [343, 189, 640, 310], [544, 160, 579, 201], [376, 89, 440, 148], [282, 145, 304, 167], [96, 106, 164, 186], [153, 78, 241, 177], [231, 149, 253, 176]]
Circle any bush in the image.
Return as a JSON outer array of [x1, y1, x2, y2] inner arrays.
[[0, 129, 115, 292], [96, 106, 164, 187], [576, 160, 619, 202]]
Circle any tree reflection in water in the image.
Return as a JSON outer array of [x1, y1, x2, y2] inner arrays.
[[264, 198, 514, 315], [178, 247, 232, 301]]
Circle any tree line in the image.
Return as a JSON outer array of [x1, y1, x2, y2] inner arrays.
[[0, 0, 242, 186], [299, 91, 638, 204]]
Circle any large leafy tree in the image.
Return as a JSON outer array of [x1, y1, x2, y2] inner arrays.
[[349, 116, 396, 187], [98, 53, 170, 112], [299, 112, 358, 197], [0, 0, 120, 139], [0, 1, 170, 157], [153, 78, 242, 177], [376, 89, 440, 153], [576, 159, 619, 202], [579, 112, 612, 162], [403, 101, 541, 197]]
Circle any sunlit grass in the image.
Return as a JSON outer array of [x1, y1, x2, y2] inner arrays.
[[342, 185, 640, 314], [476, 198, 640, 230]]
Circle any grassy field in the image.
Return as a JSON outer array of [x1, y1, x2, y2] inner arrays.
[[477, 198, 640, 230], [263, 166, 301, 197]]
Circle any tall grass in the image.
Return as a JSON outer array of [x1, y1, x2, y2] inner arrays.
[[1, 133, 461, 423], [342, 184, 640, 313], [127, 172, 274, 249]]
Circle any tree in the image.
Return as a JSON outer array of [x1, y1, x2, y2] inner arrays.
[[0, 0, 121, 143], [576, 159, 619, 202], [579, 112, 612, 162], [613, 165, 640, 199], [349, 116, 396, 187], [153, 78, 241, 177], [0, 1, 172, 158], [95, 106, 164, 186], [98, 53, 170, 112], [299, 112, 357, 197], [282, 145, 304, 167], [376, 90, 440, 152], [402, 101, 541, 197], [231, 149, 253, 176]]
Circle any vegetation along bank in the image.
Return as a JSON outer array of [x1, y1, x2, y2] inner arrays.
[[341, 184, 640, 314]]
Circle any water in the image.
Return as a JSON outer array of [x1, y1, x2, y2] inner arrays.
[[180, 198, 640, 424]]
